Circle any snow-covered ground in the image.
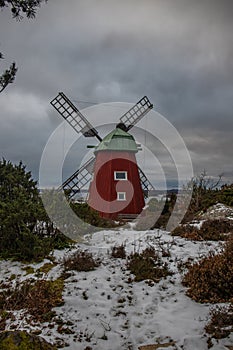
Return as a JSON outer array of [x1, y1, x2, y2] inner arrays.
[[0, 227, 232, 350]]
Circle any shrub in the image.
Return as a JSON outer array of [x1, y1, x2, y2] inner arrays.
[[71, 202, 119, 228], [182, 175, 233, 224], [0, 160, 73, 262], [205, 303, 233, 339], [63, 249, 101, 272], [111, 244, 126, 259], [200, 219, 232, 240], [0, 278, 64, 322], [0, 331, 57, 350], [172, 219, 232, 241], [172, 224, 204, 240], [152, 192, 177, 229], [126, 246, 170, 282], [183, 235, 233, 303], [49, 231, 74, 250]]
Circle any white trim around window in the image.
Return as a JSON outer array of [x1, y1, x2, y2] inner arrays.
[[114, 171, 127, 181], [117, 192, 126, 201]]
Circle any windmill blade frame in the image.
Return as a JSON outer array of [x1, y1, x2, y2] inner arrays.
[[51, 92, 102, 141], [119, 96, 153, 131], [138, 166, 155, 198], [59, 156, 95, 198]]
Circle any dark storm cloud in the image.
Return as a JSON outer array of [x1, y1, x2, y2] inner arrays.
[[0, 0, 232, 186]]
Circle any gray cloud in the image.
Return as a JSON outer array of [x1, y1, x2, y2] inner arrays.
[[0, 0, 232, 187]]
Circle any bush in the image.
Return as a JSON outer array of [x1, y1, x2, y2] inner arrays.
[[205, 303, 233, 339], [0, 160, 76, 262], [111, 244, 126, 259], [183, 235, 233, 303], [63, 249, 101, 272], [126, 247, 170, 282], [0, 331, 57, 350], [49, 231, 73, 250], [182, 174, 233, 224], [71, 202, 119, 228], [0, 278, 64, 322], [152, 193, 177, 229], [172, 219, 233, 241]]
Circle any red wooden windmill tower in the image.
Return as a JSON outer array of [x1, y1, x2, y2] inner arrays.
[[50, 93, 155, 220]]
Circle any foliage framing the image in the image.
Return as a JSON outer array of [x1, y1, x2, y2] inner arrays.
[[0, 0, 47, 93], [0, 159, 72, 261], [0, 0, 47, 20]]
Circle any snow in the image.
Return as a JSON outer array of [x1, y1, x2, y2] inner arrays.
[[0, 228, 232, 349], [198, 203, 233, 221]]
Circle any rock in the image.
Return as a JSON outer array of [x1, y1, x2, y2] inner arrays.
[[198, 203, 233, 221], [0, 330, 57, 349]]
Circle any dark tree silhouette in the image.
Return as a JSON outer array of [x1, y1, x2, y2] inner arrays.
[[0, 0, 47, 19], [0, 60, 17, 93], [0, 0, 47, 93]]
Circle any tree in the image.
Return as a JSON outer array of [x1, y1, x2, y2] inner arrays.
[[0, 0, 47, 19], [0, 159, 51, 260], [0, 0, 47, 93], [0, 159, 74, 260], [0, 58, 17, 93]]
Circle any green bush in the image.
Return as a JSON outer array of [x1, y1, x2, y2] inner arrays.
[[71, 202, 118, 228]]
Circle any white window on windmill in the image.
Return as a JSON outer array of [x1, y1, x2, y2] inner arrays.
[[114, 171, 128, 181], [117, 192, 126, 201]]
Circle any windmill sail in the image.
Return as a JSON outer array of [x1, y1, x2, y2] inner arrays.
[[138, 166, 155, 198], [119, 96, 153, 131], [60, 157, 95, 198], [51, 92, 102, 141]]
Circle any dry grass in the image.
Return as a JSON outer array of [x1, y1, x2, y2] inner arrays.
[[111, 244, 126, 259], [63, 249, 101, 272], [172, 218, 233, 241], [0, 278, 64, 322], [138, 341, 176, 349], [126, 247, 171, 283], [183, 234, 233, 303], [205, 303, 233, 339]]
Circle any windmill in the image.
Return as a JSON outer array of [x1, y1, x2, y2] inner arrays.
[[50, 92, 155, 219]]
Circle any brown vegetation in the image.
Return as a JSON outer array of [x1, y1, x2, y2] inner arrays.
[[172, 218, 233, 241], [126, 247, 171, 283], [205, 303, 233, 339], [63, 249, 101, 272], [111, 244, 126, 259], [183, 235, 233, 303], [0, 278, 64, 322]]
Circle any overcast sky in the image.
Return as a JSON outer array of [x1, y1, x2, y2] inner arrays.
[[0, 0, 233, 188]]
